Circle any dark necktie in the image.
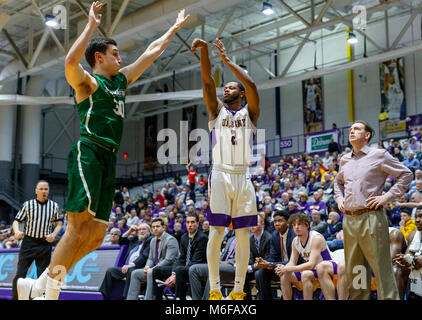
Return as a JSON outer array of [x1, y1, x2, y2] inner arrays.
[[154, 239, 161, 265], [185, 237, 192, 266], [225, 239, 237, 261], [254, 237, 260, 253], [280, 235, 285, 262]]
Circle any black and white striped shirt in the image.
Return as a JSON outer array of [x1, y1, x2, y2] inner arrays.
[[15, 199, 62, 239]]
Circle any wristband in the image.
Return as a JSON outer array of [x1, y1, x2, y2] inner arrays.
[[268, 263, 274, 270]]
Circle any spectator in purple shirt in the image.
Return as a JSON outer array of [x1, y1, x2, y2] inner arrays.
[[287, 201, 299, 215], [296, 193, 310, 214], [271, 183, 283, 200], [167, 211, 176, 234], [151, 201, 164, 218], [308, 189, 327, 220], [175, 214, 187, 233], [409, 136, 420, 153]]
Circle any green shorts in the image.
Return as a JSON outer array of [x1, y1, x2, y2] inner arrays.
[[65, 138, 117, 224]]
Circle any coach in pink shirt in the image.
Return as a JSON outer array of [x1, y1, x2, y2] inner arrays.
[[334, 120, 412, 300]]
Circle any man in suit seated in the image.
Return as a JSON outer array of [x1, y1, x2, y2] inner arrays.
[[126, 218, 179, 300], [254, 210, 300, 300], [99, 223, 152, 300], [244, 212, 272, 300], [188, 234, 236, 300], [151, 212, 208, 300]]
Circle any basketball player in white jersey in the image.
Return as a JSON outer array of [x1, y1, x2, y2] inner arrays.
[[191, 38, 260, 300], [277, 213, 337, 300]]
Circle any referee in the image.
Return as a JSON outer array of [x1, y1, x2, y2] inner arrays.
[[11, 180, 63, 300]]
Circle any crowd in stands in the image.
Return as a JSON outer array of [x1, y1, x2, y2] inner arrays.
[[3, 135, 422, 300]]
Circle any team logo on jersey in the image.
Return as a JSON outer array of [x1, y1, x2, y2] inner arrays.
[[222, 118, 246, 128]]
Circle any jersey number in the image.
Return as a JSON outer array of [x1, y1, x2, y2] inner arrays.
[[231, 130, 237, 145], [114, 99, 125, 118]]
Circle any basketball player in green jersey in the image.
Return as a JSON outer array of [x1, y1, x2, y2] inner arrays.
[[17, 1, 190, 300]]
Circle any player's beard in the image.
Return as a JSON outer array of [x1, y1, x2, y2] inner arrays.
[[223, 93, 239, 104]]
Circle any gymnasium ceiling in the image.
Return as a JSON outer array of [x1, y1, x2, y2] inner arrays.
[[0, 0, 421, 118]]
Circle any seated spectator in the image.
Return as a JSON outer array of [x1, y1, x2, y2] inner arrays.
[[244, 213, 272, 300], [392, 210, 422, 300], [396, 191, 422, 220], [296, 193, 309, 214], [127, 209, 140, 227], [197, 212, 206, 231], [322, 151, 333, 168], [255, 183, 265, 203], [163, 188, 174, 205], [281, 181, 292, 194], [292, 181, 307, 200], [388, 195, 407, 227], [308, 189, 327, 220], [151, 201, 164, 218], [393, 147, 404, 162], [323, 211, 342, 243], [144, 212, 153, 226], [197, 175, 207, 195], [202, 220, 210, 236], [114, 206, 124, 221], [175, 214, 187, 233], [310, 210, 328, 235], [287, 201, 299, 215], [99, 223, 152, 300], [4, 235, 19, 249], [154, 189, 165, 207], [173, 222, 184, 244], [409, 136, 420, 153], [152, 213, 208, 300], [253, 210, 300, 300], [126, 218, 179, 300], [166, 211, 176, 234], [404, 152, 420, 171], [417, 144, 422, 161], [117, 218, 129, 235], [125, 198, 137, 214], [402, 141, 411, 159], [399, 209, 417, 241], [103, 228, 121, 246], [271, 183, 282, 200], [306, 176, 318, 195], [189, 234, 237, 300], [279, 192, 289, 209], [326, 229, 344, 252]]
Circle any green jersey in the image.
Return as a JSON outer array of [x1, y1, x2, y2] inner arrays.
[[76, 72, 127, 149]]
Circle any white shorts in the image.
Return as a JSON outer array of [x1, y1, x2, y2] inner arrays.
[[207, 164, 257, 229]]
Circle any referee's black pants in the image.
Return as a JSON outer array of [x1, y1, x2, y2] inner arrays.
[[12, 236, 52, 300]]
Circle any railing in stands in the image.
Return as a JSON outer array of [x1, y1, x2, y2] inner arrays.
[[40, 126, 351, 183]]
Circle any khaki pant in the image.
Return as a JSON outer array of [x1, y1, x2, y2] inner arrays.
[[343, 210, 399, 300]]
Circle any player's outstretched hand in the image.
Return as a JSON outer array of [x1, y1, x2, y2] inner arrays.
[[191, 38, 208, 53], [173, 9, 190, 31], [89, 1, 103, 27], [212, 38, 230, 63]]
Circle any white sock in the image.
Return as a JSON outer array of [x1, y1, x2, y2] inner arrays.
[[233, 228, 250, 293], [207, 226, 225, 292], [34, 268, 50, 295], [45, 276, 62, 300]]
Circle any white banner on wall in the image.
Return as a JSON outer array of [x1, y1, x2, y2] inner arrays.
[[305, 129, 339, 154]]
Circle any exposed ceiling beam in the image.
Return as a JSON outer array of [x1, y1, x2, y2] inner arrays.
[[108, 0, 130, 37], [2, 29, 28, 69], [277, 0, 311, 27], [72, 0, 107, 37]]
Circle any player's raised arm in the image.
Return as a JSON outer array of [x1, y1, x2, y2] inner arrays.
[[191, 38, 222, 121], [212, 38, 260, 126], [120, 10, 190, 87], [65, 1, 102, 91]]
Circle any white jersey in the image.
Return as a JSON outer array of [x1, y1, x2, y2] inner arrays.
[[209, 105, 256, 168], [293, 230, 332, 263], [409, 230, 422, 297]]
